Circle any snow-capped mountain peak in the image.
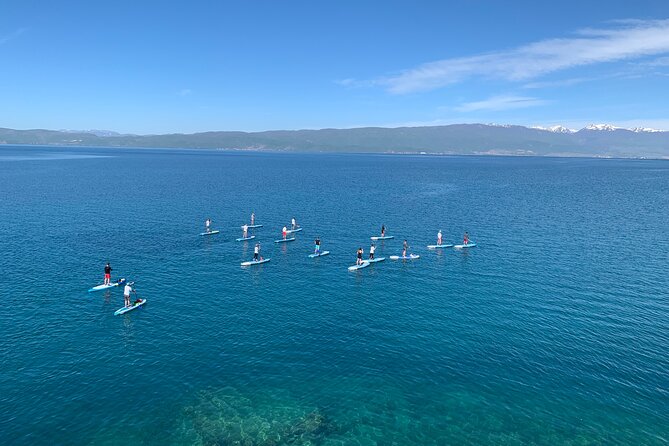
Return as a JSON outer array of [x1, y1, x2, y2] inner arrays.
[[531, 125, 575, 133], [631, 127, 663, 133], [583, 123, 622, 131]]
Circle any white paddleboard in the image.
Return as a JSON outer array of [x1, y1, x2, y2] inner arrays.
[[236, 235, 256, 241], [114, 299, 146, 315], [454, 243, 477, 249], [286, 227, 303, 233], [88, 279, 126, 293], [308, 251, 330, 258], [241, 258, 271, 266], [246, 224, 263, 228], [274, 237, 296, 243], [199, 230, 220, 236], [348, 261, 370, 271], [371, 235, 394, 240], [427, 244, 454, 249], [390, 254, 420, 260]]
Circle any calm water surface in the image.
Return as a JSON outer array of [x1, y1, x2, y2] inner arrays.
[[0, 146, 667, 445]]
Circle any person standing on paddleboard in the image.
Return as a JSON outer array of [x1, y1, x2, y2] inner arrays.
[[251, 212, 255, 226], [369, 243, 376, 260], [381, 225, 386, 237], [357, 247, 364, 265], [104, 262, 112, 286], [205, 218, 212, 233], [254, 243, 261, 261], [282, 226, 288, 240], [402, 240, 409, 257], [463, 232, 469, 245], [291, 217, 297, 230], [123, 282, 134, 308], [242, 224, 249, 238], [314, 237, 321, 254], [437, 230, 443, 246]]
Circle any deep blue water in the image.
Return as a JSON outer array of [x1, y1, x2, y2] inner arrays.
[[0, 145, 668, 445]]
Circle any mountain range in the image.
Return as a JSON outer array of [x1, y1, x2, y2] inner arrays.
[[1, 124, 668, 158]]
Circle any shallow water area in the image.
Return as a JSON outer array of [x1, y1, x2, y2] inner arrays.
[[0, 145, 668, 445]]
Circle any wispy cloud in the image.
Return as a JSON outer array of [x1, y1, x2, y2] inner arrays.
[[455, 95, 548, 112], [375, 19, 669, 94], [0, 27, 27, 46], [178, 88, 192, 96], [523, 77, 590, 89]]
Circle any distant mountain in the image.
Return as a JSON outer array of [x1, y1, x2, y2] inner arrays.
[[59, 129, 132, 137], [1, 123, 668, 158]]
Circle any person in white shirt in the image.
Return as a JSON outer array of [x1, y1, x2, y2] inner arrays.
[[437, 230, 442, 246], [291, 217, 297, 230], [123, 283, 134, 307], [205, 218, 212, 233], [242, 224, 248, 238], [254, 243, 261, 261], [369, 243, 376, 260]]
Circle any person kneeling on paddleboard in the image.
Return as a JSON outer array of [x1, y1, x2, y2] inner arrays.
[[369, 243, 376, 260], [123, 282, 135, 308], [357, 247, 364, 265], [314, 237, 321, 254], [104, 262, 112, 286], [254, 243, 261, 261]]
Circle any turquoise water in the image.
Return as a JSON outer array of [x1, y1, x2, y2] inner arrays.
[[1, 146, 668, 445]]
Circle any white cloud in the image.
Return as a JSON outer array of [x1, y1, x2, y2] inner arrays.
[[455, 95, 547, 112], [377, 19, 669, 94], [178, 89, 192, 96]]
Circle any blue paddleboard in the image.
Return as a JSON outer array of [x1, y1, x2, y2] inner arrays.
[[348, 261, 370, 271], [114, 299, 146, 315], [308, 251, 330, 258]]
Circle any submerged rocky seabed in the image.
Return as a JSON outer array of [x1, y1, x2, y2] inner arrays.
[[169, 380, 664, 446]]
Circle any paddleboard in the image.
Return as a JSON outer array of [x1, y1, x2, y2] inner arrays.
[[348, 261, 370, 271], [114, 299, 146, 315], [241, 258, 271, 266], [246, 224, 263, 228], [88, 278, 126, 293], [286, 227, 303, 233], [308, 251, 330, 258], [371, 235, 394, 240], [367, 257, 386, 263], [274, 237, 296, 243], [236, 235, 256, 241], [390, 254, 420, 260], [427, 244, 454, 249], [454, 243, 477, 249], [199, 230, 220, 236]]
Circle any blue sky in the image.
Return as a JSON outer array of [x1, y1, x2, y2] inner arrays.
[[1, 0, 669, 134]]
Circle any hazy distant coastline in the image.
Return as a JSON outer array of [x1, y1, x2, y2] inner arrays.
[[2, 123, 668, 159]]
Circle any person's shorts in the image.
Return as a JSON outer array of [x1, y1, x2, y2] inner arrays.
[[105, 273, 110, 279]]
